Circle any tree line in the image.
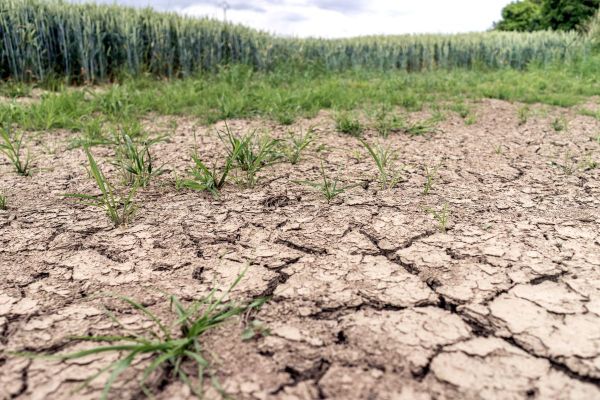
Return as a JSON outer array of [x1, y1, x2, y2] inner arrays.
[[496, 0, 599, 32]]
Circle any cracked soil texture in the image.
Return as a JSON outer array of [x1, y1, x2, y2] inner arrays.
[[1, 99, 600, 399]]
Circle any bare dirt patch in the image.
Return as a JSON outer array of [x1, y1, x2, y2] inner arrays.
[[1, 99, 600, 399]]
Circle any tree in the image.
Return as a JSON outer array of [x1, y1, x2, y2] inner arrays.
[[541, 0, 600, 31], [495, 0, 543, 31], [496, 0, 600, 31]]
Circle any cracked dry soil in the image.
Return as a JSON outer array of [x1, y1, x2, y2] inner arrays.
[[1, 99, 600, 399]]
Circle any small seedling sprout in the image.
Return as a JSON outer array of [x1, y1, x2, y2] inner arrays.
[[278, 127, 315, 164], [294, 162, 357, 203], [180, 152, 236, 197], [371, 106, 403, 138], [426, 203, 450, 233], [404, 118, 438, 136], [65, 148, 137, 226], [423, 164, 440, 195], [579, 152, 598, 171], [359, 138, 403, 190], [220, 123, 280, 187], [464, 114, 477, 125], [549, 150, 578, 175], [552, 116, 568, 132], [0, 126, 30, 175], [241, 320, 270, 341], [115, 133, 164, 187], [517, 105, 530, 125]]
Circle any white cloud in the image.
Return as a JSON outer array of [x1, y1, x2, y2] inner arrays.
[[76, 0, 514, 38]]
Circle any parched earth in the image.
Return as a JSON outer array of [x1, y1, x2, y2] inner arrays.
[[1, 99, 600, 399]]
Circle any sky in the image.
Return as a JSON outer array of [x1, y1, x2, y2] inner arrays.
[[74, 0, 514, 38]]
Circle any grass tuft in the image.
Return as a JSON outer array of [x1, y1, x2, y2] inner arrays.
[[370, 106, 403, 138], [359, 138, 403, 190], [15, 270, 268, 399], [0, 126, 30, 175], [180, 152, 236, 197], [517, 105, 530, 125], [65, 148, 137, 226], [114, 133, 164, 187], [335, 112, 363, 136], [552, 115, 568, 132], [277, 127, 315, 165], [423, 164, 440, 195], [220, 123, 280, 187], [294, 162, 357, 203], [426, 203, 451, 233], [403, 118, 438, 136]]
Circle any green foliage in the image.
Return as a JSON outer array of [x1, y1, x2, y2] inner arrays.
[[65, 148, 137, 226], [580, 152, 598, 171], [16, 271, 267, 399], [0, 81, 31, 98], [0, 126, 30, 175], [449, 102, 472, 119], [0, 0, 590, 83], [587, 8, 600, 49], [1, 57, 600, 132], [551, 150, 577, 174], [496, 0, 544, 32], [464, 114, 477, 125], [115, 133, 164, 187], [427, 203, 451, 233], [278, 128, 315, 165], [0, 193, 6, 210], [335, 112, 363, 136], [542, 0, 600, 31], [496, 0, 600, 32], [370, 106, 404, 137], [518, 105, 531, 125], [241, 320, 270, 341], [220, 124, 280, 187], [294, 163, 357, 203], [180, 151, 237, 197], [404, 118, 438, 136], [579, 108, 600, 119], [423, 164, 440, 195], [552, 115, 568, 131], [359, 138, 403, 189], [551, 151, 598, 174], [448, 102, 477, 125], [69, 117, 106, 148], [179, 127, 241, 197]]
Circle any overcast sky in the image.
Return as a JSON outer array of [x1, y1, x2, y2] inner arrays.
[[75, 0, 514, 38]]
